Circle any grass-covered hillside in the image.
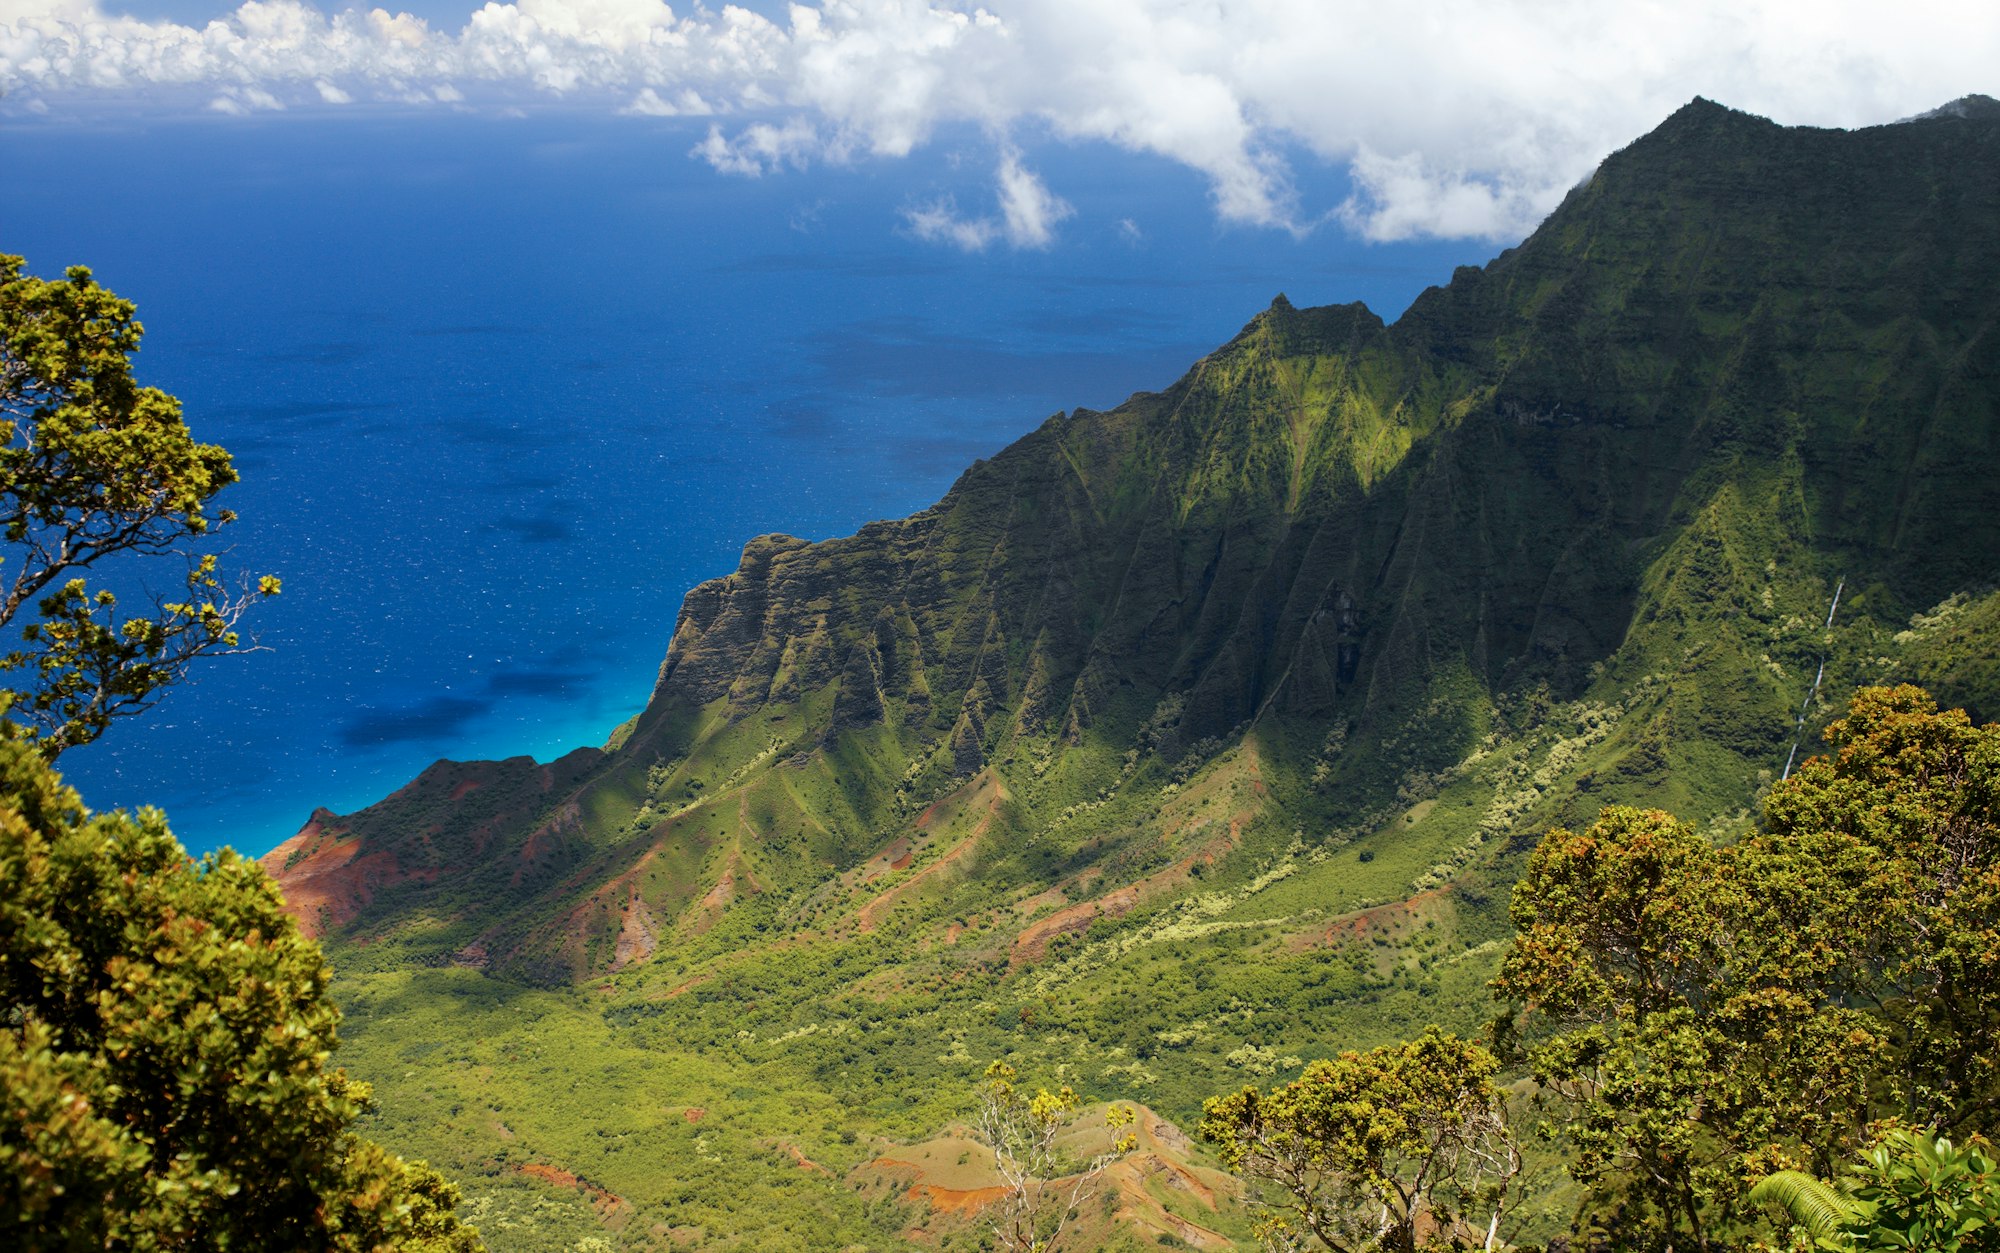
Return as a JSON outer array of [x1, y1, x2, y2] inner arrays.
[[267, 96, 2000, 1250]]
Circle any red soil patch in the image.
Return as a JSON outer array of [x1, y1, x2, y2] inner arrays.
[[1286, 885, 1453, 952], [513, 801, 583, 888], [858, 773, 1006, 932], [449, 778, 484, 801], [868, 1108, 1237, 1246], [683, 1107, 707, 1123], [859, 831, 982, 931], [1009, 813, 1248, 968], [515, 1163, 626, 1218], [776, 1141, 832, 1175], [261, 810, 432, 940], [908, 1183, 1012, 1214], [697, 868, 737, 913], [610, 890, 660, 971], [590, 849, 661, 971], [684, 847, 762, 937]]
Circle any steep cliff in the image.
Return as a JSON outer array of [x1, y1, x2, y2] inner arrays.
[[274, 98, 2000, 993], [270, 97, 2000, 1250], [282, 98, 2000, 989]]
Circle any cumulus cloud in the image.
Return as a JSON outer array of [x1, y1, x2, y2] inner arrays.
[[903, 148, 1069, 249], [692, 116, 825, 175], [3, 0, 1997, 242], [904, 195, 997, 251], [993, 149, 1070, 247]]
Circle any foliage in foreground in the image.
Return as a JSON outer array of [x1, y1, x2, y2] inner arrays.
[[1491, 685, 1999, 1250], [0, 254, 277, 756], [0, 731, 480, 1251], [973, 1060, 1137, 1252], [1753, 1130, 2000, 1253], [1200, 1026, 1518, 1253]]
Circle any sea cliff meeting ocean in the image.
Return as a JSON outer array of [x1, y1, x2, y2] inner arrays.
[[8, 115, 1486, 855]]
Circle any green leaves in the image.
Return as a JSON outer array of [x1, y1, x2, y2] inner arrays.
[[1200, 1025, 1518, 1252], [1496, 686, 2000, 1249], [1844, 1132, 2000, 1253], [1753, 1133, 2000, 1253], [0, 255, 276, 756], [1749, 1170, 1863, 1243], [0, 735, 481, 1251]]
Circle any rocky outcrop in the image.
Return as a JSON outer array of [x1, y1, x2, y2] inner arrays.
[[273, 99, 2000, 983]]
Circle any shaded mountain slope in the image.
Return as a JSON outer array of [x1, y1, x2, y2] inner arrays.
[[277, 98, 2000, 988], [266, 96, 2000, 1251]]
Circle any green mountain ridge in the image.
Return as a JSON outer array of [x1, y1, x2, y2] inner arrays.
[[268, 97, 2000, 1250]]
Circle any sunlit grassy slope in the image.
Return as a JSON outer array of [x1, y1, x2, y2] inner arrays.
[[270, 97, 2000, 1250]]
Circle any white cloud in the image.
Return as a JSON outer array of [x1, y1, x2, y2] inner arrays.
[[207, 83, 284, 113], [3, 0, 1998, 240], [993, 148, 1069, 247], [620, 83, 709, 115], [692, 115, 823, 175], [904, 194, 997, 250], [900, 148, 1068, 249]]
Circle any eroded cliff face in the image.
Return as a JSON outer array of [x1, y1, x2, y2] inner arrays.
[[275, 97, 2000, 985]]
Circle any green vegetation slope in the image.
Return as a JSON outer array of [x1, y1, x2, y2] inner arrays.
[[272, 97, 2000, 1251]]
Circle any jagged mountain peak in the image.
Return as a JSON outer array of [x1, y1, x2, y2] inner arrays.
[[278, 101, 2000, 992]]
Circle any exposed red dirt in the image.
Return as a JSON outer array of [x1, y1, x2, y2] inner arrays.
[[858, 772, 1006, 932], [775, 1141, 832, 1175], [1009, 813, 1248, 968], [610, 888, 660, 972], [515, 1163, 626, 1218], [261, 810, 431, 940], [864, 1107, 1237, 1247], [685, 846, 762, 938], [907, 1182, 1012, 1214], [512, 801, 583, 888], [1286, 885, 1453, 952]]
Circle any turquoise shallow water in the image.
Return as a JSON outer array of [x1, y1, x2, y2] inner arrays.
[[3, 112, 1491, 855]]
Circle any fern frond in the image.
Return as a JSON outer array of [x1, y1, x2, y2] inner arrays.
[[1749, 1170, 1861, 1241]]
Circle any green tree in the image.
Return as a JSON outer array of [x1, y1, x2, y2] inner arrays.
[[1494, 686, 2000, 1250], [1200, 1026, 1520, 1253], [0, 728, 482, 1250], [973, 1061, 1136, 1253], [0, 255, 276, 755]]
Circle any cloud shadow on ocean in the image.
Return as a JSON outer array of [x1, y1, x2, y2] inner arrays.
[[339, 694, 488, 747], [338, 649, 603, 749], [489, 513, 574, 545], [762, 401, 840, 441]]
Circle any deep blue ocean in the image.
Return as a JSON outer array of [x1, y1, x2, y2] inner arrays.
[[3, 112, 1492, 856]]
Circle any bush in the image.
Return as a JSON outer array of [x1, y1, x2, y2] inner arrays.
[[0, 732, 480, 1251]]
